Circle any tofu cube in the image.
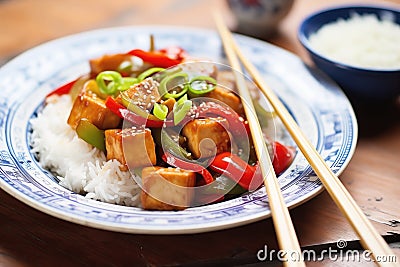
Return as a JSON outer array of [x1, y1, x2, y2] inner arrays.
[[67, 91, 121, 130], [181, 117, 230, 159], [105, 128, 156, 171], [141, 166, 196, 210], [115, 77, 160, 111], [205, 87, 244, 115]]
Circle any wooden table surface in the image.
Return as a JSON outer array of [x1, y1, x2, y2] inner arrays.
[[0, 0, 399, 266]]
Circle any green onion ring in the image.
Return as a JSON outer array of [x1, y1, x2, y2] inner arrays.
[[188, 76, 217, 95], [137, 67, 165, 81], [159, 72, 189, 97], [118, 77, 140, 92], [176, 93, 188, 106], [96, 71, 140, 95], [153, 103, 169, 120], [173, 99, 192, 125], [96, 71, 123, 95], [164, 86, 188, 99]]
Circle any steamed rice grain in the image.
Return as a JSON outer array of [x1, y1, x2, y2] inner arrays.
[[30, 95, 141, 206]]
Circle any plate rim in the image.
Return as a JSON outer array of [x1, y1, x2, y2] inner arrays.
[[0, 25, 358, 234]]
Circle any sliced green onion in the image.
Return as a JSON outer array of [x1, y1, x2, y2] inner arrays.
[[120, 91, 149, 118], [118, 77, 140, 92], [164, 85, 188, 99], [96, 71, 123, 95], [173, 99, 192, 125], [96, 71, 139, 95], [177, 93, 188, 106], [153, 103, 168, 120], [137, 67, 165, 81], [159, 72, 189, 97], [188, 76, 217, 96]]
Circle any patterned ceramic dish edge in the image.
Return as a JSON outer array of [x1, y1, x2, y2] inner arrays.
[[0, 26, 357, 234]]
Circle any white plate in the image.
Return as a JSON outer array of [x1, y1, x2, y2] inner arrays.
[[0, 26, 357, 234]]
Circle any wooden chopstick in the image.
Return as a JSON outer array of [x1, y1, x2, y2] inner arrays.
[[213, 13, 397, 266], [214, 13, 305, 266]]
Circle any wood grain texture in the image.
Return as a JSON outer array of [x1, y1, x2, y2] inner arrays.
[[0, 0, 399, 266]]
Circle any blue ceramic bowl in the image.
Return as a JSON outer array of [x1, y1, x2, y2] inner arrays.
[[298, 5, 400, 102]]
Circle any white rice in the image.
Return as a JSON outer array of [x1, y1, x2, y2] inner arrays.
[[30, 94, 141, 206], [309, 13, 400, 69]]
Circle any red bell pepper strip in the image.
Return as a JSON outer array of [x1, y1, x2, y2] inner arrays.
[[193, 101, 249, 139], [271, 141, 295, 175], [104, 96, 125, 118], [46, 78, 79, 97], [126, 49, 183, 68], [209, 152, 262, 190], [209, 142, 295, 190], [161, 152, 214, 185]]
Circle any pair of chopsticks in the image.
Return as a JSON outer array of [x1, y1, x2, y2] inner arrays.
[[213, 13, 396, 266]]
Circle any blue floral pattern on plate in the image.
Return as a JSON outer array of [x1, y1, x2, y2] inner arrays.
[[0, 26, 357, 234]]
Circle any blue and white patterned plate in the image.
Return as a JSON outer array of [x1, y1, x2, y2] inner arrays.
[[0, 26, 357, 234]]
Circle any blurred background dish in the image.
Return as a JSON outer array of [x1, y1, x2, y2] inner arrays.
[[226, 0, 294, 39], [298, 5, 400, 103]]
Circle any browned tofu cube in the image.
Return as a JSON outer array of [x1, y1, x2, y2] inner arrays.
[[181, 118, 230, 159], [205, 87, 244, 115], [115, 77, 160, 111], [67, 91, 121, 130], [141, 166, 196, 210], [105, 128, 156, 171], [89, 53, 132, 76]]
